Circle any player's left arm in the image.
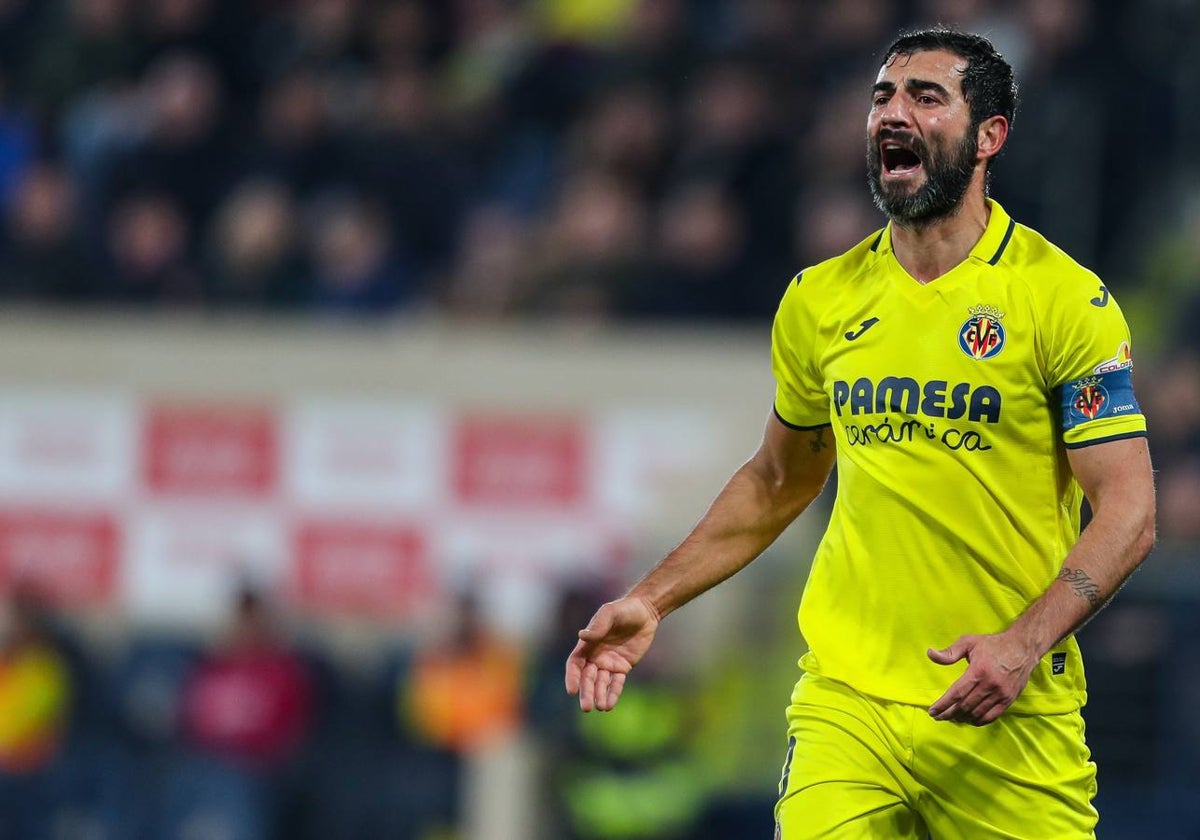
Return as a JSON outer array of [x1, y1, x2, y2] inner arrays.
[[928, 435, 1155, 725]]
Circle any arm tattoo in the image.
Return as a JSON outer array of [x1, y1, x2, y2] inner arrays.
[[809, 427, 828, 453], [1058, 567, 1101, 604]]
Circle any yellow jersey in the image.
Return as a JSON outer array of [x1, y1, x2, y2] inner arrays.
[[771, 200, 1146, 714]]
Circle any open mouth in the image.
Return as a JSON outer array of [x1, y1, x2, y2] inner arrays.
[[880, 142, 922, 177]]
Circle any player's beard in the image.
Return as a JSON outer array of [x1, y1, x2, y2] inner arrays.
[[867, 126, 978, 227]]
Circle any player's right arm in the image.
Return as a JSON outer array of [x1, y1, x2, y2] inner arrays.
[[565, 412, 835, 712]]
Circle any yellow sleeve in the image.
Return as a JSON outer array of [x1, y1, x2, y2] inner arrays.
[[771, 273, 830, 429], [1043, 276, 1147, 449]]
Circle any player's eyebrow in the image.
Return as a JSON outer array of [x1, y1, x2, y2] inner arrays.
[[871, 78, 953, 99], [905, 78, 951, 99]]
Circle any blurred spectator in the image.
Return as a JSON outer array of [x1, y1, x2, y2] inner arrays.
[[104, 50, 234, 226], [266, 0, 367, 72], [441, 202, 530, 317], [627, 179, 748, 319], [912, 0, 1025, 66], [610, 0, 697, 96], [531, 0, 638, 46], [526, 582, 608, 838], [557, 660, 705, 840], [793, 184, 881, 270], [135, 0, 256, 100], [1140, 353, 1200, 463], [0, 68, 34, 209], [526, 582, 608, 741], [102, 190, 200, 303], [306, 190, 419, 314], [399, 589, 524, 754], [1135, 188, 1200, 353], [568, 81, 672, 201], [204, 177, 310, 309], [109, 635, 200, 751], [1159, 460, 1200, 544], [522, 170, 650, 318], [249, 66, 348, 199], [795, 78, 873, 189], [22, 0, 140, 124], [180, 587, 314, 769], [347, 63, 467, 277], [0, 587, 71, 774], [1137, 351, 1200, 541], [365, 0, 440, 70], [439, 0, 528, 115], [0, 161, 91, 301]]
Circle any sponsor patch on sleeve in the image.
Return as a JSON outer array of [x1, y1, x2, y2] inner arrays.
[[1059, 368, 1141, 431], [1093, 341, 1133, 374]]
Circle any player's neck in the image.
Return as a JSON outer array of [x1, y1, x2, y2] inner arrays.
[[889, 190, 990, 284]]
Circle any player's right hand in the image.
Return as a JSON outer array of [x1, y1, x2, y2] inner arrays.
[[565, 596, 660, 712]]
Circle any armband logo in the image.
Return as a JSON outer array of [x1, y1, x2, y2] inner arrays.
[[1070, 376, 1109, 421], [1093, 341, 1133, 374], [958, 304, 1006, 360]]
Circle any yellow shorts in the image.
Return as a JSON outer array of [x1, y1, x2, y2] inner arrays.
[[774, 673, 1098, 840]]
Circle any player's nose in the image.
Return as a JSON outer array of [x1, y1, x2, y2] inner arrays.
[[879, 97, 912, 127]]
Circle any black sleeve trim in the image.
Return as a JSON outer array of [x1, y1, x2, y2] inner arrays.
[[987, 218, 1016, 265], [1063, 430, 1148, 450], [773, 405, 832, 432]]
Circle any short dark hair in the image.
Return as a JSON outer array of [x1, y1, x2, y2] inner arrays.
[[881, 28, 1018, 132]]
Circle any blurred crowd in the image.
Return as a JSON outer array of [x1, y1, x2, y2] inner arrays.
[[3, 571, 1200, 839], [0, 580, 741, 840], [0, 0, 1194, 322]]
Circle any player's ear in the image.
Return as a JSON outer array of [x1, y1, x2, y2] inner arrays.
[[976, 115, 1008, 162]]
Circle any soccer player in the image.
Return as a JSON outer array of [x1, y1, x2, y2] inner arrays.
[[565, 28, 1156, 839]]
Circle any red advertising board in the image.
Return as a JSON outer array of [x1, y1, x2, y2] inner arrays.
[[291, 521, 432, 616], [452, 416, 586, 508], [0, 510, 118, 604], [143, 405, 278, 496]]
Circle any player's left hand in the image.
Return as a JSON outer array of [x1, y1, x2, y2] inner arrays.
[[926, 632, 1039, 726]]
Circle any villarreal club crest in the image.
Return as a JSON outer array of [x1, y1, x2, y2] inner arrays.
[[1070, 377, 1109, 421], [959, 305, 1006, 360]]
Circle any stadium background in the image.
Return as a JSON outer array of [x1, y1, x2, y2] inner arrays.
[[0, 0, 1197, 838]]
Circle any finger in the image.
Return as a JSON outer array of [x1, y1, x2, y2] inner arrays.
[[929, 676, 970, 717], [976, 701, 1008, 726], [932, 701, 959, 722], [974, 689, 1017, 725], [927, 637, 972, 665], [927, 646, 955, 665], [565, 642, 589, 695], [579, 662, 598, 712], [565, 660, 580, 695], [603, 672, 626, 711], [578, 607, 615, 643], [594, 669, 612, 711], [949, 681, 993, 722]]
